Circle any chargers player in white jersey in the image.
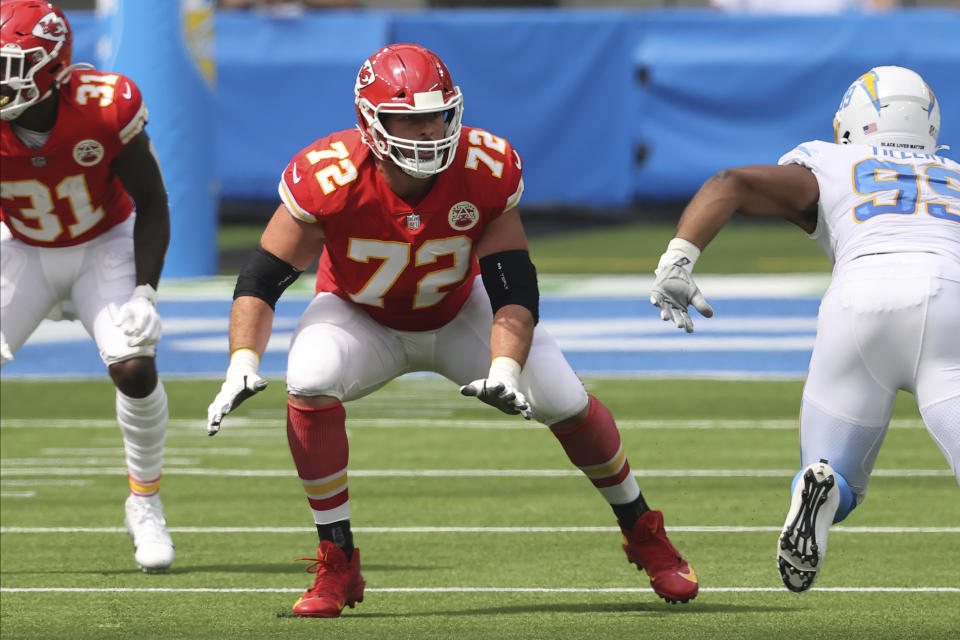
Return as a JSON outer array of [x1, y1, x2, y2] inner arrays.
[[648, 66, 959, 592]]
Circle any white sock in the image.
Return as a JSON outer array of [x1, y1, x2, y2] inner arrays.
[[117, 382, 168, 495]]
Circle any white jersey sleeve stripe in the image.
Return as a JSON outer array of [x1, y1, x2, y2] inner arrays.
[[119, 104, 148, 145], [278, 178, 318, 223], [504, 177, 524, 213]]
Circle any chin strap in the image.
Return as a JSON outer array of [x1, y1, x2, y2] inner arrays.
[[55, 62, 94, 86], [394, 147, 445, 179], [399, 165, 435, 180]]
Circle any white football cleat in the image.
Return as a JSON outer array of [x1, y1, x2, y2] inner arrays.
[[124, 494, 175, 573], [777, 460, 840, 592]]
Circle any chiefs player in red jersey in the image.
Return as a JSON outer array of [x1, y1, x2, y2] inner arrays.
[[1, 1, 174, 572], [207, 43, 699, 616]]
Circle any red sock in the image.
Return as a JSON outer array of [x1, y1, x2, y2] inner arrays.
[[550, 395, 638, 503], [286, 400, 350, 516]]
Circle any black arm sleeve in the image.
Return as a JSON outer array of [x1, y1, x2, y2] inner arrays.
[[478, 249, 539, 325], [233, 245, 303, 310]]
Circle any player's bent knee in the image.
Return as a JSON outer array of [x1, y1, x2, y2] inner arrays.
[[108, 356, 158, 398], [548, 402, 591, 431], [524, 374, 589, 426], [289, 394, 340, 409]]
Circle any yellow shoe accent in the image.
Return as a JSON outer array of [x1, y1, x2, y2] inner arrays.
[[679, 566, 698, 583]]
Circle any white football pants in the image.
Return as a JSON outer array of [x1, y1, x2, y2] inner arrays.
[[286, 276, 589, 426], [800, 253, 960, 497], [0, 216, 155, 366]]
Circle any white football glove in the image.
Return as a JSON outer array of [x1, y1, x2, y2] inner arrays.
[[460, 356, 532, 420], [206, 348, 268, 436], [112, 284, 162, 347], [0, 331, 13, 367], [650, 238, 714, 333]]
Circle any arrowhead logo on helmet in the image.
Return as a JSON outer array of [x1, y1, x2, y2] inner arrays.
[[355, 60, 376, 91], [33, 12, 68, 42]]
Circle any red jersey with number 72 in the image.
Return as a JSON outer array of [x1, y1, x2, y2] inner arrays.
[[278, 126, 525, 331], [0, 68, 147, 247]]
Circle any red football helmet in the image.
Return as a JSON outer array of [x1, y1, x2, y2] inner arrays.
[[354, 43, 463, 178], [0, 0, 73, 121]]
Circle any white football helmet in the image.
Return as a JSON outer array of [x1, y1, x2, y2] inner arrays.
[[833, 66, 942, 154]]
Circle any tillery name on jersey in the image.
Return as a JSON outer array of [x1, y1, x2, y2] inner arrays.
[[871, 147, 950, 165]]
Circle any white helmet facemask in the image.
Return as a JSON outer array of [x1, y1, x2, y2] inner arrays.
[[0, 42, 59, 120], [833, 66, 944, 154], [357, 89, 463, 179]]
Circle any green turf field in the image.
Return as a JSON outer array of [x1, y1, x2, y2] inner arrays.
[[527, 221, 832, 275], [2, 377, 957, 640]]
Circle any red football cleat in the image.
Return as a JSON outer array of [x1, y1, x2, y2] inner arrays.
[[620, 509, 699, 604], [292, 541, 365, 618]]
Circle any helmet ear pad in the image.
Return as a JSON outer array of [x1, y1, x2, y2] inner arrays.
[[353, 43, 464, 177], [833, 66, 940, 154]]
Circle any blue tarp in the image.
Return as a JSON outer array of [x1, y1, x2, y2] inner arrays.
[[214, 12, 388, 200], [64, 9, 960, 208], [632, 11, 959, 199], [391, 11, 639, 208]]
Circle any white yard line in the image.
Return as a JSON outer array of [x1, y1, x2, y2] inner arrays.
[[0, 479, 90, 485], [151, 273, 832, 300], [39, 447, 252, 455], [3, 526, 958, 534], [1, 586, 955, 594], [1, 457, 198, 466], [169, 334, 821, 353], [1, 467, 951, 478], [0, 418, 928, 429], [0, 461, 953, 480]]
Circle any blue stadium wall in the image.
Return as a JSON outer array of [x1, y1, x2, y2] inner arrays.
[[66, 8, 959, 211]]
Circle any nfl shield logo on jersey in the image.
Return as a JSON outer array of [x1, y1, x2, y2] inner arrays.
[[406, 214, 421, 231]]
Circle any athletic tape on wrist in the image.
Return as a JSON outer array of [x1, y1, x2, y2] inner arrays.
[[658, 237, 701, 272], [487, 356, 522, 388], [227, 348, 260, 378], [132, 284, 158, 306]]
